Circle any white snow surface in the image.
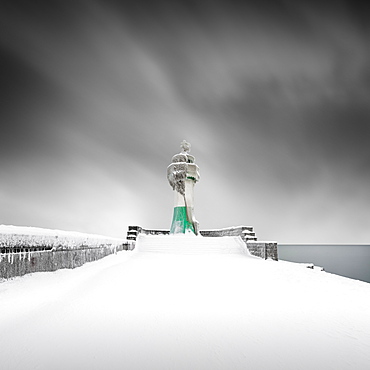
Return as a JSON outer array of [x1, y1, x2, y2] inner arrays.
[[1, 234, 370, 370], [0, 224, 126, 250], [0, 224, 125, 240]]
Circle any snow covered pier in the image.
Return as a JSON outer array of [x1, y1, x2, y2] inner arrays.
[[1, 233, 369, 370], [136, 234, 250, 255]]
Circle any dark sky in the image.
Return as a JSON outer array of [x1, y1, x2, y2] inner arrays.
[[1, 0, 369, 243]]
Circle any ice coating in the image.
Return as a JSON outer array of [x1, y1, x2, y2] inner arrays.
[[167, 141, 200, 234]]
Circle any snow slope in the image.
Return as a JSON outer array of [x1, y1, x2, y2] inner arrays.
[[0, 224, 126, 250], [0, 234, 369, 370], [0, 224, 124, 240]]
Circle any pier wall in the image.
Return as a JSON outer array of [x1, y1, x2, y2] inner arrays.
[[0, 243, 130, 280]]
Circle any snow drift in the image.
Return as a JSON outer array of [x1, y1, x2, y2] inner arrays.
[[0, 224, 126, 250]]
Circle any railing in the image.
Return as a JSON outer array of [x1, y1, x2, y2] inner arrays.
[[0, 233, 131, 280]]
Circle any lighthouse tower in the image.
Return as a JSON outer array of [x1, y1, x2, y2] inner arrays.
[[167, 140, 200, 235]]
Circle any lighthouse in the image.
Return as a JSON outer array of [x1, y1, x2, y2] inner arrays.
[[167, 140, 200, 235]]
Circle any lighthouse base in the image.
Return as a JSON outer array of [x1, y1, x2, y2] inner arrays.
[[170, 206, 195, 234]]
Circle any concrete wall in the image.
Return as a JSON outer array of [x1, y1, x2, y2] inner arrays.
[[127, 226, 256, 240], [246, 242, 279, 260], [0, 243, 130, 280], [200, 226, 256, 241], [127, 226, 278, 260]]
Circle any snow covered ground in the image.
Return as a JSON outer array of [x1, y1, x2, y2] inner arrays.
[[1, 234, 369, 370], [0, 224, 126, 250]]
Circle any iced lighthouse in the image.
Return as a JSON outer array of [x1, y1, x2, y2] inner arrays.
[[167, 140, 200, 235]]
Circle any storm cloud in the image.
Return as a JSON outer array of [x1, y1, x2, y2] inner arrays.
[[1, 0, 369, 242]]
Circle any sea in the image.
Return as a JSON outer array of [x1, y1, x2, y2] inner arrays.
[[278, 244, 370, 284]]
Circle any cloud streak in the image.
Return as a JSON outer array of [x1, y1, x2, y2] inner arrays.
[[1, 0, 369, 242]]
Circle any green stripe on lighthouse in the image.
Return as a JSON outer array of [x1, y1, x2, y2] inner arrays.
[[170, 206, 195, 234]]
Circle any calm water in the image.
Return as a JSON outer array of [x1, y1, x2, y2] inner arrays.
[[278, 244, 370, 284]]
